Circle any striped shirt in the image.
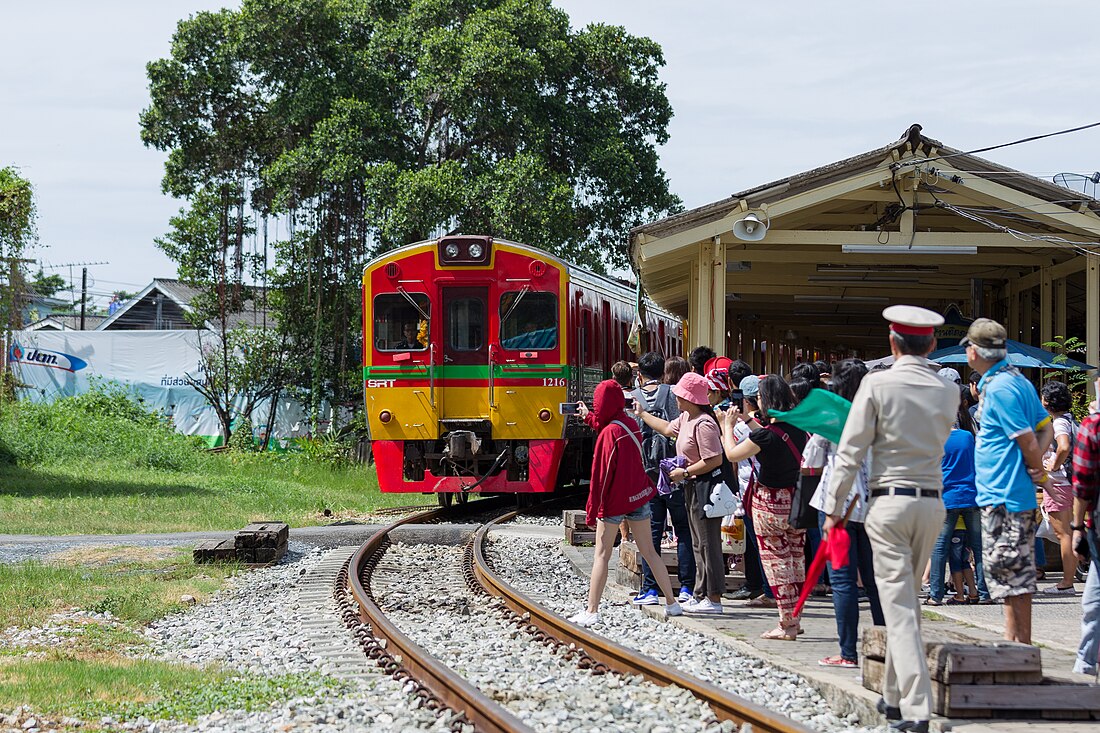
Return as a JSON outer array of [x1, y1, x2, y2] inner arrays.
[[1071, 412, 1100, 510]]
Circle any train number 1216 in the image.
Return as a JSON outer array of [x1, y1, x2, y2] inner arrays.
[[542, 377, 567, 387]]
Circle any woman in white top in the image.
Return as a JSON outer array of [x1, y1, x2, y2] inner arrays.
[[805, 359, 884, 667], [1040, 380, 1079, 594]]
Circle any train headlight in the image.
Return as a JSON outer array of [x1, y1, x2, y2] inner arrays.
[[538, 409, 552, 422], [467, 242, 483, 259], [379, 410, 392, 424], [445, 243, 460, 258]]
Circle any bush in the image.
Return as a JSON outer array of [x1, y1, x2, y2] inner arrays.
[[0, 383, 209, 471]]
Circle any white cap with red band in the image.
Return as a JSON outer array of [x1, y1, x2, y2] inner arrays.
[[882, 305, 943, 336]]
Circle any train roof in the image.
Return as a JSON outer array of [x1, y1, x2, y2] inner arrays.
[[362, 237, 679, 321]]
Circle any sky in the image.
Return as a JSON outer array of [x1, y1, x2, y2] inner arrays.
[[4, 1, 1100, 306]]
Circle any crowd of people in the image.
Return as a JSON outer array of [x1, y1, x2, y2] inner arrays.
[[570, 306, 1099, 733]]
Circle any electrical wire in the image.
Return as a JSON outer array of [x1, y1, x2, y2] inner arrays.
[[898, 121, 1100, 168], [922, 186, 1100, 257]]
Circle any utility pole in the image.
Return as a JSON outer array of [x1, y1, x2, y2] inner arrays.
[[80, 267, 87, 330]]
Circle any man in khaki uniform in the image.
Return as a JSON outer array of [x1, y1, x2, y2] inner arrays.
[[824, 305, 959, 733]]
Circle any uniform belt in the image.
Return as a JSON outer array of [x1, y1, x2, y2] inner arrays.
[[870, 487, 941, 499]]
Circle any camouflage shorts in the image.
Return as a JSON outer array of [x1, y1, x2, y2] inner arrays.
[[980, 504, 1037, 600]]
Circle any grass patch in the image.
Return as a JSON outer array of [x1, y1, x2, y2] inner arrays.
[[0, 656, 343, 723], [0, 386, 414, 534], [0, 547, 237, 630]]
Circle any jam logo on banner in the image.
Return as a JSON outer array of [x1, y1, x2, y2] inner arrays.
[[9, 341, 88, 373]]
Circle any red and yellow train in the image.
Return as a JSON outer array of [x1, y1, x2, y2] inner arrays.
[[362, 235, 681, 502]]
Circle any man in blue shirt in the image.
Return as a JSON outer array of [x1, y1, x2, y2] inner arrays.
[[966, 318, 1053, 645]]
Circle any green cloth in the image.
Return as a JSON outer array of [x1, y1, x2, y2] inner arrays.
[[768, 389, 852, 445]]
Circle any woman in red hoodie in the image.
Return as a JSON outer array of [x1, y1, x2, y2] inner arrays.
[[569, 380, 683, 627]]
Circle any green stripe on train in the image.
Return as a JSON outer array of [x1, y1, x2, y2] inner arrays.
[[363, 364, 571, 380]]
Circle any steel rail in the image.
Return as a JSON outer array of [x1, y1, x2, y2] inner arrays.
[[470, 514, 815, 733], [345, 505, 536, 733]]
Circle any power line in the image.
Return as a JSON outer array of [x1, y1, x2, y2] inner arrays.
[[898, 121, 1100, 168]]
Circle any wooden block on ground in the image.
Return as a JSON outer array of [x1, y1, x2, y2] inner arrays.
[[861, 627, 1040, 682], [563, 510, 590, 529], [235, 521, 289, 549], [192, 540, 220, 563], [861, 657, 885, 693], [565, 527, 596, 546], [937, 681, 1100, 716]]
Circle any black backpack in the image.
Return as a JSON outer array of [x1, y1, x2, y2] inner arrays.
[[633, 384, 678, 482]]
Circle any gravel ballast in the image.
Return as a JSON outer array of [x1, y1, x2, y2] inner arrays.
[[376, 542, 730, 733], [486, 534, 877, 733]]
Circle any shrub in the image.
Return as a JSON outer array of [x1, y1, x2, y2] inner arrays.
[[0, 383, 209, 471]]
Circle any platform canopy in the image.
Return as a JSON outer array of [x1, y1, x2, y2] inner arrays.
[[631, 124, 1100, 376]]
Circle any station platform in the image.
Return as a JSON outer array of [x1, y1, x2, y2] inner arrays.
[[559, 538, 1097, 733]]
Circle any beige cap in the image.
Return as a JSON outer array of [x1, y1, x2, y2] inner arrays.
[[960, 318, 1007, 349], [882, 305, 944, 336]]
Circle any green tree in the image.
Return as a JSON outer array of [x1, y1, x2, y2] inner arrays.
[[0, 167, 37, 332], [28, 269, 66, 299], [142, 0, 681, 419], [187, 324, 291, 448]]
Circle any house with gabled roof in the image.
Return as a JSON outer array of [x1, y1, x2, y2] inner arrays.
[[95, 278, 274, 331]]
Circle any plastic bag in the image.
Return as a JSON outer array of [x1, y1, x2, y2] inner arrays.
[[1036, 508, 1058, 543]]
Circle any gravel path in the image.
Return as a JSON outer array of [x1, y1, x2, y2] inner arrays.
[[486, 534, 879, 733], [376, 542, 730, 733], [3, 543, 453, 733]]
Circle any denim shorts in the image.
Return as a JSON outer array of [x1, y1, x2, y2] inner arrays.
[[600, 503, 653, 525]]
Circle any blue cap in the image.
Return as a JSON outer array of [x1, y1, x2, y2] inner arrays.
[[739, 374, 760, 398]]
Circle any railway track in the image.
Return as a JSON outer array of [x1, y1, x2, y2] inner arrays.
[[337, 501, 815, 733]]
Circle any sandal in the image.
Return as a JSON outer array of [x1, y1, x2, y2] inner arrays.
[[746, 596, 778, 608], [967, 595, 979, 605], [818, 655, 858, 668], [761, 625, 798, 641], [945, 596, 969, 605], [923, 597, 942, 606]]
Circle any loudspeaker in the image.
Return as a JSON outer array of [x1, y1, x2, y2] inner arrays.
[[732, 213, 767, 241]]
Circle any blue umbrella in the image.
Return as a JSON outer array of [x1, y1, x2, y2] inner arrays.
[[927, 339, 1095, 371]]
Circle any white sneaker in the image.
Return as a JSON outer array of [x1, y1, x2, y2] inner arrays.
[[677, 588, 693, 604], [685, 598, 723, 614], [568, 610, 600, 627], [665, 602, 683, 617]]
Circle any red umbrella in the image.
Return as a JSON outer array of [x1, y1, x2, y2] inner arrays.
[[793, 503, 856, 617]]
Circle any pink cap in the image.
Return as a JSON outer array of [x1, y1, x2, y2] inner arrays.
[[672, 372, 711, 406]]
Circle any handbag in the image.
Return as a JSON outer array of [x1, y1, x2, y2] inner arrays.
[[763, 424, 817, 529], [704, 473, 739, 518]]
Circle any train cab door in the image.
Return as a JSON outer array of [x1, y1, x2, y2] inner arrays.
[[440, 286, 490, 419]]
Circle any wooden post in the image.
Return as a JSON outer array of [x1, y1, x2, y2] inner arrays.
[[1088, 255, 1099, 395], [1040, 267, 1052, 347], [711, 236, 727, 354], [1054, 276, 1067, 343], [1007, 281, 1019, 341]]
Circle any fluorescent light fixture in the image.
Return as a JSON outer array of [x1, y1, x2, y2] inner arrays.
[[793, 295, 889, 303], [841, 245, 977, 255], [807, 276, 919, 284], [816, 264, 939, 274]]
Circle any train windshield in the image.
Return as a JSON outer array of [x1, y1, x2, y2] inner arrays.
[[499, 292, 557, 350], [373, 293, 429, 351]]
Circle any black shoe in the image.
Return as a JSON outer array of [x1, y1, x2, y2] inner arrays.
[[889, 721, 928, 733], [876, 697, 901, 722], [727, 587, 754, 601]]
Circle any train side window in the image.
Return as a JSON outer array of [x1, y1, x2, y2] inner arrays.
[[374, 294, 429, 351], [499, 292, 558, 350], [448, 297, 484, 351]]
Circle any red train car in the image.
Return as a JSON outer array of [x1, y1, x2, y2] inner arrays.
[[362, 235, 681, 503]]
